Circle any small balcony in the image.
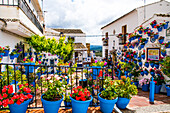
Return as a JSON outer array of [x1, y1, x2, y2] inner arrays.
[[102, 39, 108, 46], [0, 0, 43, 36]]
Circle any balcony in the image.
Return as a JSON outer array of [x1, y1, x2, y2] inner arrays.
[[0, 0, 43, 36], [102, 39, 108, 46]]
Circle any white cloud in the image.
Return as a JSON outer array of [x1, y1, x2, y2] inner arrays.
[[44, 0, 169, 45]]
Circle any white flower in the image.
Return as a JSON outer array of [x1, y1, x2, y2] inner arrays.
[[49, 80, 53, 83], [65, 76, 68, 79]]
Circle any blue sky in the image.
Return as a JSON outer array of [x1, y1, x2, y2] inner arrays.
[[44, 0, 170, 45]]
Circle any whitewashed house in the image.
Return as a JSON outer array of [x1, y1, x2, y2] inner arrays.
[[0, 0, 44, 63], [101, 0, 170, 58], [45, 28, 88, 64]]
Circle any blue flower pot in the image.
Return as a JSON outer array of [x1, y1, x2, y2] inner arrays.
[[154, 34, 159, 39], [37, 73, 41, 79], [159, 39, 164, 44], [116, 97, 130, 109], [29, 53, 32, 56], [141, 71, 144, 76], [64, 101, 71, 109], [10, 55, 15, 60], [144, 70, 148, 75], [0, 53, 4, 58], [41, 94, 63, 113], [165, 85, 170, 96], [161, 51, 166, 57], [141, 44, 145, 49], [134, 55, 137, 58], [157, 27, 162, 32], [139, 62, 142, 67], [129, 38, 132, 43], [92, 66, 101, 76], [138, 57, 141, 61], [9, 99, 32, 113], [145, 62, 149, 68], [98, 93, 118, 113], [155, 85, 162, 94], [24, 53, 28, 56], [148, 33, 151, 37], [141, 54, 145, 59], [134, 60, 137, 64], [24, 63, 35, 74], [4, 50, 9, 56], [151, 24, 156, 28], [70, 95, 93, 113], [155, 64, 159, 69], [131, 81, 138, 88], [150, 63, 155, 68], [150, 71, 155, 76], [138, 30, 142, 34], [163, 24, 168, 29], [145, 40, 148, 44], [142, 84, 149, 91]]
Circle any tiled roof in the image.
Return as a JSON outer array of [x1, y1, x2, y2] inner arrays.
[[74, 43, 87, 49], [155, 14, 170, 17], [53, 28, 84, 34]]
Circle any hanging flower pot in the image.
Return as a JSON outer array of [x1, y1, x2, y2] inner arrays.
[[4, 50, 9, 56], [0, 53, 4, 58], [144, 70, 148, 75], [150, 63, 155, 68], [24, 53, 28, 56], [138, 62, 142, 67], [163, 22, 169, 29], [10, 54, 15, 60], [141, 54, 145, 59], [138, 30, 142, 34], [145, 62, 149, 68], [116, 97, 130, 109], [141, 44, 145, 49], [161, 50, 166, 57], [98, 93, 118, 113], [155, 85, 162, 94], [155, 63, 159, 69], [159, 39, 164, 44], [41, 94, 64, 113], [154, 34, 159, 39], [157, 26, 162, 32], [134, 60, 137, 64], [142, 84, 149, 91], [140, 71, 144, 76], [145, 40, 148, 44], [137, 57, 141, 61], [134, 55, 137, 58]]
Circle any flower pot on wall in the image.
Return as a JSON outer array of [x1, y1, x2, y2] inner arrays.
[[116, 97, 130, 109], [141, 55, 145, 59], [161, 51, 166, 57], [163, 22, 169, 29], [165, 85, 170, 96], [159, 39, 164, 44], [144, 70, 148, 75], [155, 64, 159, 69], [98, 93, 118, 113], [70, 96, 93, 113], [138, 62, 142, 67], [151, 24, 156, 28], [138, 30, 142, 34], [145, 62, 149, 68], [4, 50, 9, 56], [150, 63, 155, 68], [41, 95, 64, 113], [157, 27, 162, 32]]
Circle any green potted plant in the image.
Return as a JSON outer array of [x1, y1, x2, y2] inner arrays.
[[70, 86, 92, 113], [98, 77, 118, 113], [116, 77, 138, 109], [41, 74, 67, 113]]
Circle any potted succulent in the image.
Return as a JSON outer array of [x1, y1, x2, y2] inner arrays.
[[98, 77, 118, 113], [139, 78, 150, 91], [70, 86, 93, 113], [0, 84, 33, 113], [41, 74, 67, 113], [116, 77, 138, 109]]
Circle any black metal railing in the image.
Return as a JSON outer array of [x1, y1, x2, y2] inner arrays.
[[0, 63, 115, 109], [0, 0, 43, 34]]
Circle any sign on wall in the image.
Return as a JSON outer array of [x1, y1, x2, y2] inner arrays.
[[147, 48, 160, 61]]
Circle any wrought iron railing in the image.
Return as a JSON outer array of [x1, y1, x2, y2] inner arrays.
[[0, 0, 43, 34], [0, 63, 115, 109]]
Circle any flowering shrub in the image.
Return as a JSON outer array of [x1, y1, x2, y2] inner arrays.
[[153, 74, 165, 85], [70, 86, 91, 101], [116, 77, 138, 99], [0, 46, 5, 53], [0, 84, 33, 107], [100, 77, 118, 100], [22, 57, 34, 63], [139, 78, 150, 86], [91, 60, 107, 67], [41, 74, 68, 101]]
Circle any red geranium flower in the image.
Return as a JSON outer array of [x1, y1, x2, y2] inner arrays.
[[16, 100, 21, 105], [3, 93, 8, 98]]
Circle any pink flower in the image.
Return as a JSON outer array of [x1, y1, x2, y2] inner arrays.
[[104, 62, 107, 66], [38, 61, 41, 64], [95, 60, 98, 63], [23, 58, 26, 62]]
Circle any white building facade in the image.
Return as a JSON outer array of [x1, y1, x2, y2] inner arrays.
[[101, 0, 170, 58], [0, 0, 44, 63]]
